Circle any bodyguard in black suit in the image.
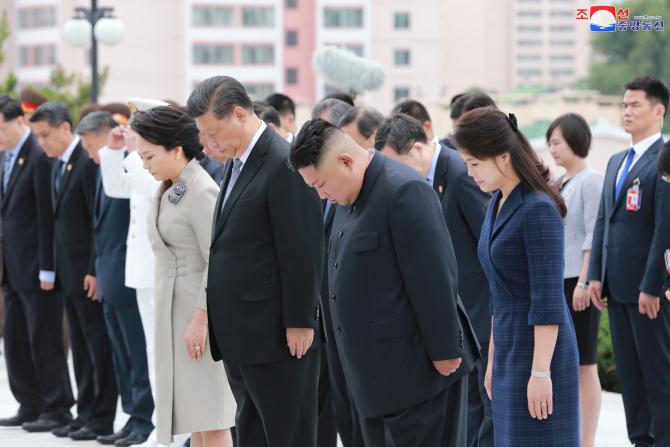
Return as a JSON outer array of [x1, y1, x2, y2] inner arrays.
[[377, 114, 493, 447], [77, 111, 155, 446], [188, 77, 324, 447], [588, 77, 670, 447], [0, 99, 74, 429], [291, 119, 478, 447], [29, 102, 118, 439]]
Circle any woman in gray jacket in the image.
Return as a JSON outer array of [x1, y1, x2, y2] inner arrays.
[[547, 113, 603, 447]]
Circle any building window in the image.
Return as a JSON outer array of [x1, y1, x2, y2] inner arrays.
[[192, 44, 234, 65], [550, 39, 575, 46], [345, 45, 364, 57], [286, 68, 298, 85], [192, 6, 234, 27], [549, 54, 574, 61], [394, 86, 410, 102], [517, 25, 542, 32], [394, 12, 410, 29], [18, 45, 56, 67], [550, 10, 574, 17], [394, 49, 411, 66], [241, 45, 274, 65], [550, 68, 575, 76], [550, 25, 574, 32], [286, 0, 297, 8], [242, 7, 275, 27], [517, 53, 542, 61], [245, 83, 275, 100], [517, 39, 542, 46], [17, 6, 57, 29], [518, 68, 542, 76], [324, 8, 364, 28], [286, 30, 298, 46], [517, 10, 542, 17]]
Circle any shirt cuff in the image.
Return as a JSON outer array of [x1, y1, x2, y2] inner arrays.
[[39, 270, 55, 283]]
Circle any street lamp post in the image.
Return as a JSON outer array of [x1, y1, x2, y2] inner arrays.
[[63, 0, 125, 103]]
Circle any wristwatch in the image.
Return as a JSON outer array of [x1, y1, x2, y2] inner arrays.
[[577, 282, 589, 290], [531, 370, 551, 379]]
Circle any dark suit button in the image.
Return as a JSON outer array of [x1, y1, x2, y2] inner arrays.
[[338, 231, 343, 238], [330, 293, 336, 301], [336, 327, 341, 334]]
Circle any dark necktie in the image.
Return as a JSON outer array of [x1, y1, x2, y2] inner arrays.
[[54, 160, 65, 194]]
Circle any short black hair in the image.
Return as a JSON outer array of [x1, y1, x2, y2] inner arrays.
[[312, 98, 353, 125], [130, 106, 204, 161], [76, 111, 118, 136], [265, 92, 296, 116], [545, 113, 592, 158], [289, 118, 341, 169], [450, 93, 471, 120], [461, 93, 497, 114], [450, 93, 466, 106], [186, 76, 253, 119], [338, 106, 384, 139], [29, 101, 73, 128], [374, 113, 428, 154], [323, 92, 355, 106], [253, 101, 282, 128], [0, 98, 25, 122], [659, 140, 670, 176], [625, 76, 670, 118], [391, 99, 431, 124]]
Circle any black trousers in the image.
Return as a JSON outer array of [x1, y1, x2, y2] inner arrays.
[[466, 342, 494, 447], [224, 350, 320, 447], [324, 331, 365, 447], [2, 286, 74, 418], [317, 347, 337, 447], [64, 293, 117, 431], [359, 377, 468, 447], [609, 299, 670, 447], [102, 300, 154, 436]]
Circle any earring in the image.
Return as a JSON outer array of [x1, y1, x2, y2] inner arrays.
[[176, 156, 181, 160]]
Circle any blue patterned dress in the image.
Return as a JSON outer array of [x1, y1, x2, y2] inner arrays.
[[478, 183, 580, 446]]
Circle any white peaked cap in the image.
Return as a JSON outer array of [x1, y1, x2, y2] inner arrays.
[[127, 97, 169, 114]]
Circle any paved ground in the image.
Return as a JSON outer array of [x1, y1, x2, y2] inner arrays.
[[0, 352, 631, 446]]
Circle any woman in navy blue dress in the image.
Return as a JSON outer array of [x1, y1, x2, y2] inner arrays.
[[454, 108, 580, 446]]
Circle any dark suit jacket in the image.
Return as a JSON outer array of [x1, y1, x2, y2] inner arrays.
[[207, 127, 325, 365], [433, 146, 491, 343], [93, 175, 135, 306], [328, 153, 477, 418], [0, 132, 55, 292], [321, 202, 337, 340], [589, 137, 670, 302], [51, 142, 97, 296], [200, 155, 226, 186]]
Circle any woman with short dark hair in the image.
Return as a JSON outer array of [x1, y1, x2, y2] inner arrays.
[[131, 106, 236, 447], [546, 113, 603, 447], [454, 107, 579, 447]]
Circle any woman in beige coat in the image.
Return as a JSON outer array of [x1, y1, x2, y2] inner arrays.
[[131, 106, 235, 447]]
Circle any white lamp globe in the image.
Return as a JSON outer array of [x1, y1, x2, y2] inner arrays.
[[63, 18, 91, 47], [94, 17, 125, 46]]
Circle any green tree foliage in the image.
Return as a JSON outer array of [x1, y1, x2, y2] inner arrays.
[[587, 0, 670, 95]]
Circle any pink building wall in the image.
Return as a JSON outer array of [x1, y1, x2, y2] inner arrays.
[[283, 0, 316, 105]]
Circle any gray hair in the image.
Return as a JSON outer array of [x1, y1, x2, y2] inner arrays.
[[76, 111, 118, 135], [338, 106, 384, 139], [311, 98, 353, 125]]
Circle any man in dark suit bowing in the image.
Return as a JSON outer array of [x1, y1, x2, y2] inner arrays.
[[0, 98, 74, 430], [376, 114, 493, 447], [589, 76, 670, 447], [187, 76, 324, 447], [29, 102, 117, 439], [77, 111, 154, 446], [290, 118, 478, 446]]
